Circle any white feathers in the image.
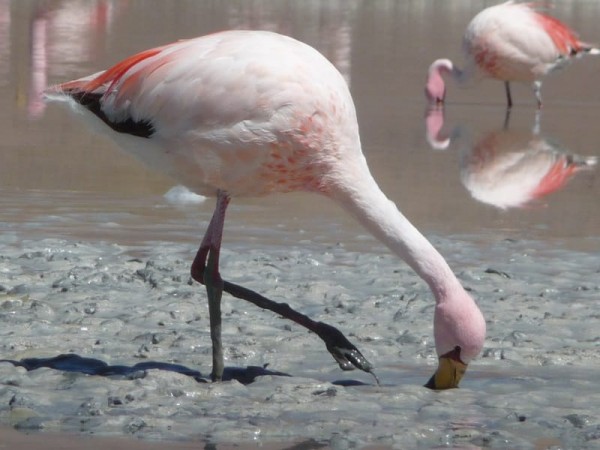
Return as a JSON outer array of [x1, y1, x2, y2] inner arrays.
[[164, 185, 207, 205]]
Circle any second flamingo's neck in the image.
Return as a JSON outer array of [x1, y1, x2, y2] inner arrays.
[[330, 163, 463, 302]]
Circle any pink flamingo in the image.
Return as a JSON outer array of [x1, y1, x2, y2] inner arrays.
[[46, 30, 485, 389], [425, 108, 597, 209], [425, 1, 599, 108]]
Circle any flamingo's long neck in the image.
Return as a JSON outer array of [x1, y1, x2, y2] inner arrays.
[[329, 160, 462, 302]]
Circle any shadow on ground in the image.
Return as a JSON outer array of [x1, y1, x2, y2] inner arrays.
[[0, 353, 370, 386]]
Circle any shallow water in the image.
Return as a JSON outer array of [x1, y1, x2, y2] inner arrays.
[[0, 0, 599, 449]]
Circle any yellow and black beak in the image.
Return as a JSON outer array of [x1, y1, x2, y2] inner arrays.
[[425, 346, 467, 390]]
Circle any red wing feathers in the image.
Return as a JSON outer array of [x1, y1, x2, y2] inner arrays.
[[532, 10, 583, 55]]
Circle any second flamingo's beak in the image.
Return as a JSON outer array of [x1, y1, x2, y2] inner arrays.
[[424, 346, 467, 390]]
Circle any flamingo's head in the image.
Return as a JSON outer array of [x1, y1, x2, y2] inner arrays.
[[425, 59, 454, 106], [426, 287, 486, 389]]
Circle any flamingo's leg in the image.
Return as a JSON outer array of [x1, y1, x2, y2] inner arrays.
[[191, 192, 377, 382], [532, 80, 543, 109], [504, 81, 513, 109], [502, 107, 512, 130], [191, 190, 230, 381], [205, 249, 224, 381], [221, 279, 377, 382]]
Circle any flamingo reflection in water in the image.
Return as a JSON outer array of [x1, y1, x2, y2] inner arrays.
[[425, 108, 597, 209]]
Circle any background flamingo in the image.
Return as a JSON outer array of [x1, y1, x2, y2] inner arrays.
[[46, 30, 485, 389], [425, 1, 599, 108]]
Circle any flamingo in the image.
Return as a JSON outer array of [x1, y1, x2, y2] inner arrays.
[[425, 1, 599, 109], [45, 30, 486, 389], [425, 108, 598, 209]]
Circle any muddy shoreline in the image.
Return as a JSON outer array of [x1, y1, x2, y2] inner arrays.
[[1, 234, 599, 448]]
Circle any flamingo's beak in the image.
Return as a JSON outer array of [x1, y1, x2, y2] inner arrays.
[[424, 346, 467, 390]]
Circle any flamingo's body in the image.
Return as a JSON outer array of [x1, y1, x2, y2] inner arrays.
[[425, 1, 599, 108], [46, 30, 485, 389]]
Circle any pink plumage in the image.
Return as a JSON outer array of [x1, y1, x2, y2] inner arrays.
[[425, 1, 599, 108], [46, 30, 485, 389]]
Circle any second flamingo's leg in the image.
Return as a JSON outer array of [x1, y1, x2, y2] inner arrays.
[[504, 81, 513, 109], [191, 190, 231, 381]]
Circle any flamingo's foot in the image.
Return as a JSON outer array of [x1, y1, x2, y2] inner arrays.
[[316, 321, 372, 371], [315, 321, 380, 384]]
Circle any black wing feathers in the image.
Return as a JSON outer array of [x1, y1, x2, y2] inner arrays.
[[69, 91, 154, 138]]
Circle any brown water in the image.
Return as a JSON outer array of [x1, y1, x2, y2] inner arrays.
[[1, 0, 598, 252], [1, 1, 600, 449]]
